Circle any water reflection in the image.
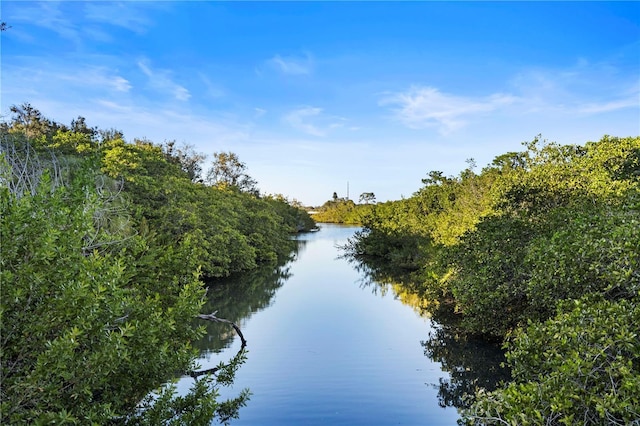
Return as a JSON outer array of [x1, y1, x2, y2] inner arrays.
[[345, 253, 509, 411], [190, 224, 505, 424], [197, 250, 298, 353], [423, 326, 510, 409], [347, 257, 438, 317]]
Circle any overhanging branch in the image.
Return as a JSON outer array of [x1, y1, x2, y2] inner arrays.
[[189, 311, 247, 379], [197, 311, 247, 346]]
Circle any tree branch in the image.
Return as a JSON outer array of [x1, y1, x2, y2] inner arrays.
[[197, 311, 247, 346], [189, 312, 247, 379]]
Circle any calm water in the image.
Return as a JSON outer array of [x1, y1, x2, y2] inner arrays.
[[183, 224, 463, 425]]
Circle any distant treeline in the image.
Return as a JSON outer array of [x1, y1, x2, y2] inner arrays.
[[0, 104, 315, 424], [339, 135, 640, 424]]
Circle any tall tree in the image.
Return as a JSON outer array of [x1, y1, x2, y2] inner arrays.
[[163, 141, 206, 182], [359, 192, 376, 204], [205, 151, 258, 195], [3, 103, 61, 140]]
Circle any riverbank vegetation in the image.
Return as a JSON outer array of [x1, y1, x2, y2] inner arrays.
[[0, 104, 315, 424], [310, 190, 382, 224], [344, 135, 640, 424], [312, 198, 364, 224]]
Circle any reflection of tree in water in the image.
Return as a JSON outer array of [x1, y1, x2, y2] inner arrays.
[[346, 255, 438, 318], [422, 304, 511, 409], [195, 245, 300, 354], [345, 254, 510, 411]]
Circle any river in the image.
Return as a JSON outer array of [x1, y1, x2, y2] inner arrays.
[[181, 224, 485, 425]]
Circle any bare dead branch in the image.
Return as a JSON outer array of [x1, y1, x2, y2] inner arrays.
[[188, 313, 247, 379], [197, 312, 247, 346]]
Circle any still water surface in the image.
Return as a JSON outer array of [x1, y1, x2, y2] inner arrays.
[[185, 224, 461, 425]]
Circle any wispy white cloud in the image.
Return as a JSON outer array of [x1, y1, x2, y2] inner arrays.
[[384, 59, 640, 135], [94, 99, 133, 114], [62, 68, 132, 93], [8, 2, 81, 44], [198, 73, 226, 99], [81, 26, 114, 43], [55, 66, 132, 93], [3, 61, 132, 101], [91, 100, 251, 146], [268, 53, 313, 75], [3, 1, 161, 46], [284, 107, 325, 136], [110, 76, 132, 93], [578, 97, 640, 114], [380, 86, 517, 134], [174, 88, 190, 102], [83, 2, 157, 34], [283, 106, 347, 137], [509, 63, 640, 115], [138, 61, 191, 101]]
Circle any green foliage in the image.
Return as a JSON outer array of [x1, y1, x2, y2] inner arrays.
[[445, 137, 640, 337], [263, 194, 317, 233], [51, 129, 97, 154], [345, 226, 433, 272], [343, 161, 497, 287], [205, 151, 258, 195], [413, 165, 496, 246], [126, 176, 305, 278], [2, 103, 63, 141], [523, 196, 640, 321], [0, 168, 209, 423], [345, 134, 640, 420], [132, 351, 250, 426], [313, 198, 371, 224], [95, 132, 314, 278], [359, 191, 376, 204], [493, 135, 640, 217], [1, 105, 315, 423], [465, 298, 640, 425], [346, 161, 496, 267], [350, 135, 640, 337], [132, 378, 223, 426], [162, 141, 206, 182], [446, 214, 536, 336]]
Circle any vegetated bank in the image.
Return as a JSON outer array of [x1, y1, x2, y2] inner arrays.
[[340, 135, 640, 425], [311, 196, 375, 224], [0, 104, 316, 424]]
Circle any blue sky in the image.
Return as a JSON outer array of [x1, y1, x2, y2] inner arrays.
[[2, 1, 639, 206]]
